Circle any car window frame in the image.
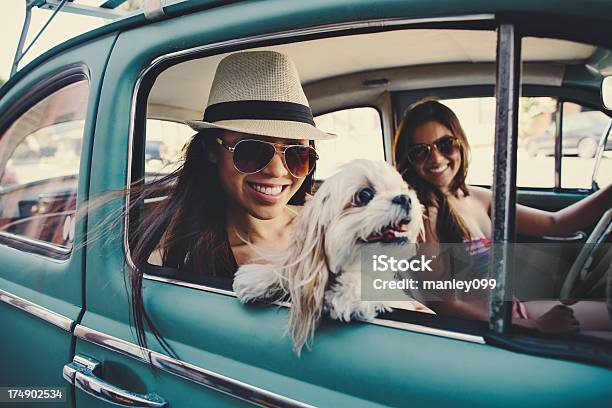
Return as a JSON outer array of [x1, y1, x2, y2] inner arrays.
[[127, 18, 503, 344], [0, 65, 90, 259], [122, 15, 612, 366]]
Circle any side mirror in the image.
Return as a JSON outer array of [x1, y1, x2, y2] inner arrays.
[[602, 76, 612, 109]]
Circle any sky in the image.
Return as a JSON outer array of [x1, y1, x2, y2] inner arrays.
[[0, 1, 108, 81]]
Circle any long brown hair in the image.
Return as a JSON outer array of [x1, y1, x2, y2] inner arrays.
[[86, 129, 315, 356], [393, 99, 471, 243]]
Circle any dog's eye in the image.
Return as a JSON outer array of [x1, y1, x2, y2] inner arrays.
[[354, 187, 375, 206]]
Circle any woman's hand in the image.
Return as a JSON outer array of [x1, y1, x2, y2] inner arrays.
[[532, 304, 580, 333]]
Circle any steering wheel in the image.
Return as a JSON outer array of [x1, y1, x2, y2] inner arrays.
[[560, 208, 612, 302]]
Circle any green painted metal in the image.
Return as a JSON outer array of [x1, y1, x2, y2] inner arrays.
[[0, 32, 117, 406], [0, 31, 117, 308], [0, 298, 73, 394]]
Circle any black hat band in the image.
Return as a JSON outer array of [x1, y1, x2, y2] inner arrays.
[[203, 100, 315, 126]]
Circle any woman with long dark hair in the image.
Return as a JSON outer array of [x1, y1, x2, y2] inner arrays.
[[121, 51, 334, 353], [394, 99, 612, 333]]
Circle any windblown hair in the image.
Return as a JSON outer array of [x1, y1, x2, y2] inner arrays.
[[393, 98, 471, 243], [83, 129, 314, 356], [233, 182, 334, 354]]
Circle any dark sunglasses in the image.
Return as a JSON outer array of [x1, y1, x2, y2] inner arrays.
[[216, 138, 318, 178], [406, 136, 461, 164]]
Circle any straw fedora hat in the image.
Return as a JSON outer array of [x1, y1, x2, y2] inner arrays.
[[186, 51, 335, 140]]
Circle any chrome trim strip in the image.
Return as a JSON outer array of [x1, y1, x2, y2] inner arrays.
[[0, 288, 73, 331], [371, 318, 486, 344], [143, 273, 235, 297], [143, 196, 168, 204], [75, 325, 149, 361], [0, 230, 72, 254], [74, 325, 315, 408]]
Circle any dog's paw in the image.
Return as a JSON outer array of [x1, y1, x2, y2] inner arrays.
[[326, 299, 392, 322], [325, 297, 354, 322], [233, 263, 282, 303], [351, 302, 393, 321]]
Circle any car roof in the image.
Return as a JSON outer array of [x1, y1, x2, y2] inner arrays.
[[147, 29, 603, 121], [3, 0, 612, 102]]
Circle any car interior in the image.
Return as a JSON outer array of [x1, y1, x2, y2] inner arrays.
[[130, 27, 612, 341]]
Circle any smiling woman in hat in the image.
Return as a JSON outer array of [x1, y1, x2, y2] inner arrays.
[[126, 51, 334, 352], [182, 51, 333, 268]]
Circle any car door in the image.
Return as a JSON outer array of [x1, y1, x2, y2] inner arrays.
[[71, 2, 612, 408], [0, 33, 117, 404]]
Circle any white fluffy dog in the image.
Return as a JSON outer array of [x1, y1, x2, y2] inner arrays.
[[233, 159, 425, 353]]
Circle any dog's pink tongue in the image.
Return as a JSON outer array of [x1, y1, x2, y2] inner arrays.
[[382, 228, 396, 243]]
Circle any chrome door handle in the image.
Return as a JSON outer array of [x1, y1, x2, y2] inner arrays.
[[64, 354, 168, 408]]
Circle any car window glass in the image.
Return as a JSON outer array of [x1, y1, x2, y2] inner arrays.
[[597, 148, 612, 188], [145, 119, 194, 176], [510, 37, 612, 346], [560, 102, 612, 189], [0, 80, 88, 249], [313, 107, 384, 179], [518, 97, 558, 188], [441, 97, 495, 186], [443, 96, 558, 188]]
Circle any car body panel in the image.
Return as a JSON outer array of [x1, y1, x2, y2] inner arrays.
[[78, 279, 612, 408], [0, 32, 117, 400]]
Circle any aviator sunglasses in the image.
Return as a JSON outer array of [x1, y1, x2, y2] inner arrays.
[[216, 138, 318, 178], [406, 135, 461, 164]]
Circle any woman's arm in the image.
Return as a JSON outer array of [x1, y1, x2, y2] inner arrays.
[[471, 184, 612, 237], [516, 183, 612, 236]]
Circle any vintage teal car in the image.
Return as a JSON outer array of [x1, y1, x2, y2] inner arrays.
[[0, 0, 611, 407]]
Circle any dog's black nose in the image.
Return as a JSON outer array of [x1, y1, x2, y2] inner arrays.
[[392, 194, 411, 211]]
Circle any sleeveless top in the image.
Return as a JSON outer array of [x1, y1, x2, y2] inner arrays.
[[463, 237, 529, 319]]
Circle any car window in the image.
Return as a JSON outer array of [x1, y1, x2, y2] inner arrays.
[[443, 96, 560, 188], [0, 80, 88, 249], [136, 30, 610, 351], [313, 107, 384, 179], [559, 102, 612, 189], [145, 119, 194, 176]]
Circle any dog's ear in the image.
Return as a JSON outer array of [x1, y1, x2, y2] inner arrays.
[[285, 234, 329, 355], [282, 184, 341, 354]]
